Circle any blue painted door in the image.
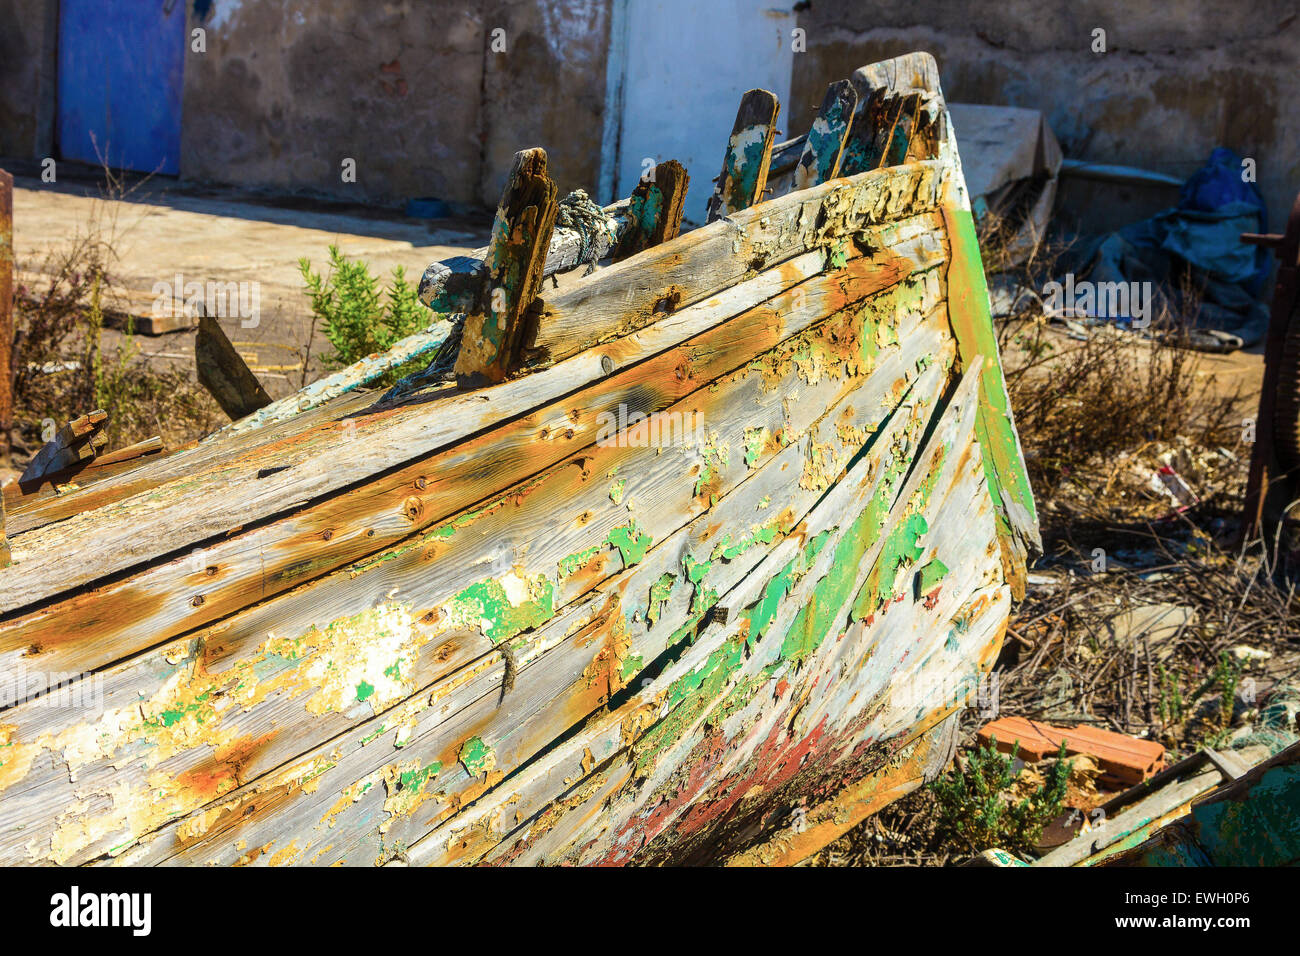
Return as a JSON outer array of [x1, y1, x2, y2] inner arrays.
[[57, 0, 187, 174]]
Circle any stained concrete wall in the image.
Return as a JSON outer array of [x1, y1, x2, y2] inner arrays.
[[0, 0, 56, 160], [0, 0, 612, 209], [479, 0, 612, 205], [790, 0, 1300, 232], [180, 0, 488, 206]]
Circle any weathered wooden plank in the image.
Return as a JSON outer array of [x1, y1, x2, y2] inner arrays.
[[195, 313, 273, 421], [455, 148, 559, 386], [0, 197, 944, 617], [0, 273, 949, 864], [530, 160, 943, 365], [0, 391, 376, 537], [612, 160, 690, 263], [0, 494, 9, 569], [9, 435, 163, 502], [120, 327, 955, 866], [794, 80, 858, 191], [722, 713, 961, 866], [402, 364, 998, 865], [941, 203, 1040, 595], [0, 167, 12, 468], [223, 319, 455, 436], [705, 89, 780, 223]]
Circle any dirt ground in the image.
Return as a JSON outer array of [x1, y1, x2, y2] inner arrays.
[[10, 167, 490, 400]]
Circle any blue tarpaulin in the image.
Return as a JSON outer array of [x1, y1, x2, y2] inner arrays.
[[1068, 148, 1271, 346]]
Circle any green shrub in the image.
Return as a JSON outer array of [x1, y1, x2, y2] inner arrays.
[[298, 246, 428, 375], [929, 737, 1071, 857]]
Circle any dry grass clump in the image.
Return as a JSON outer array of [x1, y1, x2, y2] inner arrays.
[[8, 171, 221, 465]]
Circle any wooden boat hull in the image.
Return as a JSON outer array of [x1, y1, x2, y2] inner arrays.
[[0, 53, 1037, 865]]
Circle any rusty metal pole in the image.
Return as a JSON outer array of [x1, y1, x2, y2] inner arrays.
[[1240, 190, 1300, 545], [0, 167, 13, 469]]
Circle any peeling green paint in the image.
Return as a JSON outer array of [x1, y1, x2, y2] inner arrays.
[[608, 520, 652, 566], [558, 545, 601, 580], [916, 558, 949, 595], [398, 761, 442, 794], [459, 736, 496, 777], [609, 478, 627, 504], [942, 204, 1039, 557], [447, 574, 555, 644], [648, 573, 676, 626], [683, 552, 711, 585], [711, 523, 779, 562]]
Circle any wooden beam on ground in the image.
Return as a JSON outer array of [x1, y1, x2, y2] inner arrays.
[[195, 313, 272, 421], [0, 168, 12, 468], [794, 80, 858, 191], [612, 160, 690, 262], [454, 148, 559, 387], [705, 89, 779, 222]]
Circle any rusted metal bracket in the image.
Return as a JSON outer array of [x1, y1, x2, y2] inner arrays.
[[0, 168, 12, 469], [1240, 189, 1300, 543]]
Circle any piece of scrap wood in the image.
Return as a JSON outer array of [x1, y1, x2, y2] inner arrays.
[[613, 160, 690, 262], [195, 313, 273, 421], [18, 409, 108, 484]]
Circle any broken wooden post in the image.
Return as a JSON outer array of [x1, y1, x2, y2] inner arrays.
[[18, 409, 108, 484], [612, 160, 690, 262], [195, 312, 273, 421], [794, 80, 858, 191], [454, 147, 559, 387], [705, 89, 779, 223], [0, 168, 13, 468]]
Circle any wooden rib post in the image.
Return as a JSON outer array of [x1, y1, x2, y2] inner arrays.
[[793, 80, 858, 190], [0, 168, 13, 469], [705, 89, 779, 223], [841, 54, 943, 176], [455, 148, 559, 387], [612, 159, 690, 262]]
